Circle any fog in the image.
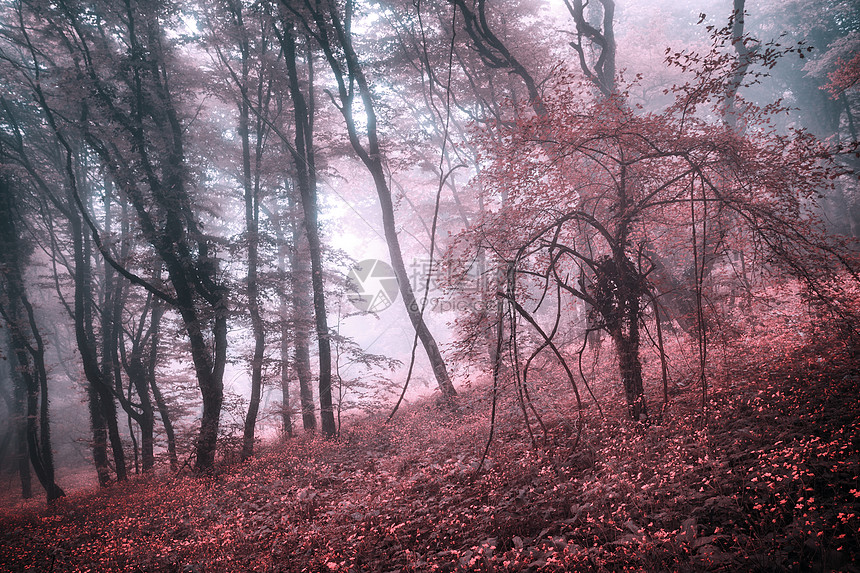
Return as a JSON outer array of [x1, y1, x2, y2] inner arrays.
[[0, 0, 856, 504]]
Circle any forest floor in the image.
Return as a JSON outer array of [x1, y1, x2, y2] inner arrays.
[[1, 334, 859, 572]]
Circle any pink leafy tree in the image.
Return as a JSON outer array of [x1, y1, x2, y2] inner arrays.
[[448, 33, 859, 423]]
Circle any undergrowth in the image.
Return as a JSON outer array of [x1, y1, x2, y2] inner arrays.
[[1, 326, 858, 572]]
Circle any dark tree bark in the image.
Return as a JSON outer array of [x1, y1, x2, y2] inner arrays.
[[280, 25, 336, 436], [114, 202, 156, 472], [0, 0, 228, 473], [96, 177, 137, 477], [126, 361, 154, 472], [288, 202, 318, 432], [564, 0, 616, 97], [86, 384, 111, 486], [282, 0, 457, 402], [278, 234, 294, 439], [118, 290, 159, 472], [14, 384, 32, 499], [452, 0, 547, 114], [0, 176, 64, 501], [725, 0, 752, 131], [592, 255, 647, 421], [145, 291, 177, 469], [2, 328, 32, 499], [224, 1, 268, 460], [67, 166, 127, 482], [279, 269, 294, 439]]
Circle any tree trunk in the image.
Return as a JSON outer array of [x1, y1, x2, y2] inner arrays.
[[99, 178, 138, 478], [279, 242, 294, 439], [16, 416, 32, 499], [0, 176, 64, 501], [115, 202, 156, 472], [132, 369, 155, 471], [87, 385, 111, 486], [127, 411, 139, 475], [68, 178, 127, 482], [368, 165, 457, 400], [178, 297, 226, 472], [4, 331, 32, 499], [292, 5, 457, 401], [282, 28, 335, 436], [239, 62, 266, 460], [289, 197, 317, 432], [592, 251, 648, 421], [612, 326, 646, 421], [121, 341, 156, 472], [147, 293, 177, 469]]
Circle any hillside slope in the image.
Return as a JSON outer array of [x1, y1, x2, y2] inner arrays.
[[1, 338, 858, 572]]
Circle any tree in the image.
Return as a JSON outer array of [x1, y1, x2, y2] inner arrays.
[[0, 174, 65, 501], [234, 2, 269, 461], [267, 183, 318, 434], [754, 0, 860, 236], [277, 21, 337, 436], [286, 194, 319, 432], [281, 0, 457, 404], [0, 326, 31, 499], [69, 155, 128, 482], [116, 256, 174, 472], [565, 0, 617, 97], [461, 31, 859, 420], [0, 91, 129, 483], [204, 0, 273, 460], [277, 233, 295, 438], [0, 0, 231, 472]]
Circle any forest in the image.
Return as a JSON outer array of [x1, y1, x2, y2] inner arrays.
[[0, 0, 858, 570]]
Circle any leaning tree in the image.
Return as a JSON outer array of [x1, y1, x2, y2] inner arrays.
[[0, 0, 230, 471]]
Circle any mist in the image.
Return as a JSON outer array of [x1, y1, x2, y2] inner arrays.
[[0, 0, 857, 570]]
